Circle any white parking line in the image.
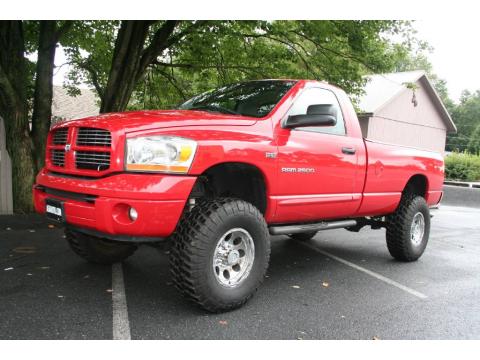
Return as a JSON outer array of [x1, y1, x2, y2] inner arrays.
[[112, 262, 131, 340], [300, 241, 428, 300]]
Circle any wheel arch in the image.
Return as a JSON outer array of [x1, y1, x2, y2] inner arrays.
[[189, 161, 269, 215], [403, 174, 429, 198]]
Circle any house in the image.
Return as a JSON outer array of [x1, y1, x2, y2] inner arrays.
[[0, 86, 98, 214], [357, 70, 456, 153], [51, 86, 99, 124]]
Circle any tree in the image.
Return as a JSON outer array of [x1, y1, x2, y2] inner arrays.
[[468, 123, 480, 154], [0, 20, 71, 212], [0, 20, 419, 212], [448, 90, 480, 152], [31, 21, 72, 170], [63, 21, 416, 113], [63, 20, 204, 112]]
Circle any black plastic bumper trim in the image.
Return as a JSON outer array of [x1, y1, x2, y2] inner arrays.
[[66, 224, 167, 243], [35, 184, 97, 203]]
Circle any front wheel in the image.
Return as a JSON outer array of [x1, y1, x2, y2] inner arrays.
[[385, 195, 430, 261], [65, 229, 138, 264], [170, 198, 270, 312]]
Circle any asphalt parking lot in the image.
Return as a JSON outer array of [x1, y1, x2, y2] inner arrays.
[[1, 192, 480, 339]]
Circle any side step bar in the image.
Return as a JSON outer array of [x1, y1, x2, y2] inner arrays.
[[269, 219, 358, 235]]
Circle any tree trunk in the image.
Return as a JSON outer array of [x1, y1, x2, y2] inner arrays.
[[100, 20, 179, 113], [5, 109, 36, 213], [100, 21, 151, 113], [31, 21, 57, 171], [0, 21, 36, 213]]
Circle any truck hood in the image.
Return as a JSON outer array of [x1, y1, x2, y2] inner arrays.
[[54, 110, 258, 133]]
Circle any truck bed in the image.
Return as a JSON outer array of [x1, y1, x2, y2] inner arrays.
[[356, 138, 444, 217]]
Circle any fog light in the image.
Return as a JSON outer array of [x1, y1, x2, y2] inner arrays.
[[129, 207, 138, 221]]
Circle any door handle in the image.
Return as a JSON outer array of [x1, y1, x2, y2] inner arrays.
[[342, 147, 356, 155]]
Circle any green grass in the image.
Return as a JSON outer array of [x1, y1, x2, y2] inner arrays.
[[445, 152, 480, 182]]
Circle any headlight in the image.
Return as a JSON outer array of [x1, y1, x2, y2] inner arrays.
[[126, 135, 197, 173]]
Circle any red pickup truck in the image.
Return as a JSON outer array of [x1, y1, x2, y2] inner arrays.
[[33, 80, 444, 312]]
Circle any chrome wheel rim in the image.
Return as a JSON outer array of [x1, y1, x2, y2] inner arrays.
[[410, 212, 425, 246], [212, 228, 255, 288]]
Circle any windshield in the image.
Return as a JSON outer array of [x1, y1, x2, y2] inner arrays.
[[178, 80, 297, 118]]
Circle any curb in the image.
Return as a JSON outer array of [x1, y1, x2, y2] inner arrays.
[[444, 180, 480, 189]]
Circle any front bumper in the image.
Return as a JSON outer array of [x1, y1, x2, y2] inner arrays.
[[33, 169, 197, 239]]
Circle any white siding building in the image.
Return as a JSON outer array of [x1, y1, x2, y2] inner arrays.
[[357, 70, 457, 153]]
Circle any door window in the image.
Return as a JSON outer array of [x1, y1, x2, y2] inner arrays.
[[286, 88, 346, 135]]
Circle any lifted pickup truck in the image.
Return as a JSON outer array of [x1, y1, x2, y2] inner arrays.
[[34, 80, 444, 312]]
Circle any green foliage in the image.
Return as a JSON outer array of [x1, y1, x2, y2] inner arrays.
[[445, 152, 480, 181], [61, 21, 118, 97], [467, 124, 480, 154], [390, 45, 432, 74], [60, 20, 418, 111], [447, 90, 480, 152]]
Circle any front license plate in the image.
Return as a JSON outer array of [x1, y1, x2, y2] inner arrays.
[[45, 199, 64, 222]]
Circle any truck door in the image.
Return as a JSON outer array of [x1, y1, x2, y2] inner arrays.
[[274, 87, 363, 223]]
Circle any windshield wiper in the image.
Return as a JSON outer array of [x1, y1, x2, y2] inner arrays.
[[188, 105, 241, 115]]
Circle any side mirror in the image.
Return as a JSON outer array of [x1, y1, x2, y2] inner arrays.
[[283, 104, 337, 129]]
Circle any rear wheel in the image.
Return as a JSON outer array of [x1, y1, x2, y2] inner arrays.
[[385, 194, 430, 261], [289, 231, 317, 241], [65, 229, 138, 264], [170, 198, 270, 312]]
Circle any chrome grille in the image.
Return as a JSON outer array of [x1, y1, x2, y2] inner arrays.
[[75, 151, 110, 171], [51, 149, 65, 167], [77, 128, 111, 147], [52, 128, 68, 145]]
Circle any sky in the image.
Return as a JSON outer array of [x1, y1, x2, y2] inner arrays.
[[52, 20, 479, 104], [414, 19, 480, 102]]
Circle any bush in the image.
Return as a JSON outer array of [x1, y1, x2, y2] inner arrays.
[[445, 152, 480, 181]]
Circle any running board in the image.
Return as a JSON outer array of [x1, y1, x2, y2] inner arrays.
[[269, 219, 358, 235]]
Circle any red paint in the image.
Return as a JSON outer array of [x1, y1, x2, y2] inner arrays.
[[34, 80, 445, 238], [34, 170, 196, 237]]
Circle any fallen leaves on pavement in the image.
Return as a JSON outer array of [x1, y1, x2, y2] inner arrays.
[[12, 246, 36, 254]]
